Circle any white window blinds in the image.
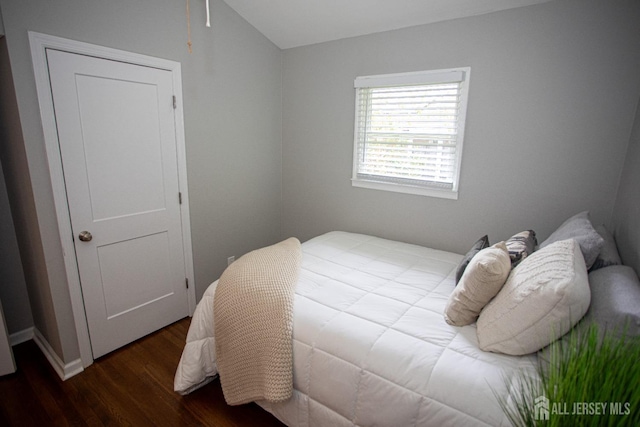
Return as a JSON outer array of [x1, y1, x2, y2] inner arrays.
[[352, 68, 470, 199]]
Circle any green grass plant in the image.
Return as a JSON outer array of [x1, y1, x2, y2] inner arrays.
[[497, 324, 640, 426]]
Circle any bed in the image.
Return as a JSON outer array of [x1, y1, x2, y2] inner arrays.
[[174, 231, 540, 426], [174, 206, 640, 426]]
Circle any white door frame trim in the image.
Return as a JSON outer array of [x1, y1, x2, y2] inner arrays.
[[28, 32, 197, 368]]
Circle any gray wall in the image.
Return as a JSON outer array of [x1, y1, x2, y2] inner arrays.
[[0, 37, 38, 339], [281, 0, 640, 254], [0, 0, 282, 364], [613, 97, 640, 277], [0, 146, 33, 335]]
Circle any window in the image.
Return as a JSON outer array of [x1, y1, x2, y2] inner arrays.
[[352, 67, 470, 199]]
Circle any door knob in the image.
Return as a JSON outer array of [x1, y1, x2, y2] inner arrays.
[[78, 231, 93, 242]]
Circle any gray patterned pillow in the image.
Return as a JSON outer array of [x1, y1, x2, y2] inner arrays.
[[505, 230, 537, 267]]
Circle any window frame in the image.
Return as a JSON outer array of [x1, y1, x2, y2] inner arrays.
[[351, 67, 470, 200]]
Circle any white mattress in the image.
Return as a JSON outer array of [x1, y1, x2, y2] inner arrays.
[[175, 231, 537, 426]]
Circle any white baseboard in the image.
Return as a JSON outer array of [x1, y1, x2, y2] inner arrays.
[[9, 327, 34, 346], [33, 328, 84, 380]]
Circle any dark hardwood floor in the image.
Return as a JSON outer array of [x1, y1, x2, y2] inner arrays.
[[0, 318, 285, 426]]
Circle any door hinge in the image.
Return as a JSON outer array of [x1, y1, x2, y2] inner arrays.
[[172, 95, 177, 109], [178, 192, 182, 204], [185, 278, 189, 289]]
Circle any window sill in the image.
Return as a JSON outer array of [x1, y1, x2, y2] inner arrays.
[[351, 178, 458, 200]]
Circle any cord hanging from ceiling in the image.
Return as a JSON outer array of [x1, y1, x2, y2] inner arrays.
[[186, 0, 192, 53], [186, 0, 211, 53]]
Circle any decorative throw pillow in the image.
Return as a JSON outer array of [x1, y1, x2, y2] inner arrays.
[[539, 211, 604, 270], [538, 265, 640, 364], [445, 242, 511, 326], [455, 235, 490, 284], [477, 239, 591, 355], [505, 230, 537, 266], [589, 225, 622, 271]]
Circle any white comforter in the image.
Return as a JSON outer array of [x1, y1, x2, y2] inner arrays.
[[175, 231, 537, 426]]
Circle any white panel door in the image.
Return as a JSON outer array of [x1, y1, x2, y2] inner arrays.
[[46, 49, 189, 358]]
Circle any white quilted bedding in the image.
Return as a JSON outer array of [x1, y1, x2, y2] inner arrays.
[[175, 231, 538, 426]]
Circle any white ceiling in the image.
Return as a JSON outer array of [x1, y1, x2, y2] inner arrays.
[[222, 0, 555, 49]]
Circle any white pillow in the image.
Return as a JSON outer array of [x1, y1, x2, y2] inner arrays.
[[477, 239, 591, 355], [444, 242, 511, 326]]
